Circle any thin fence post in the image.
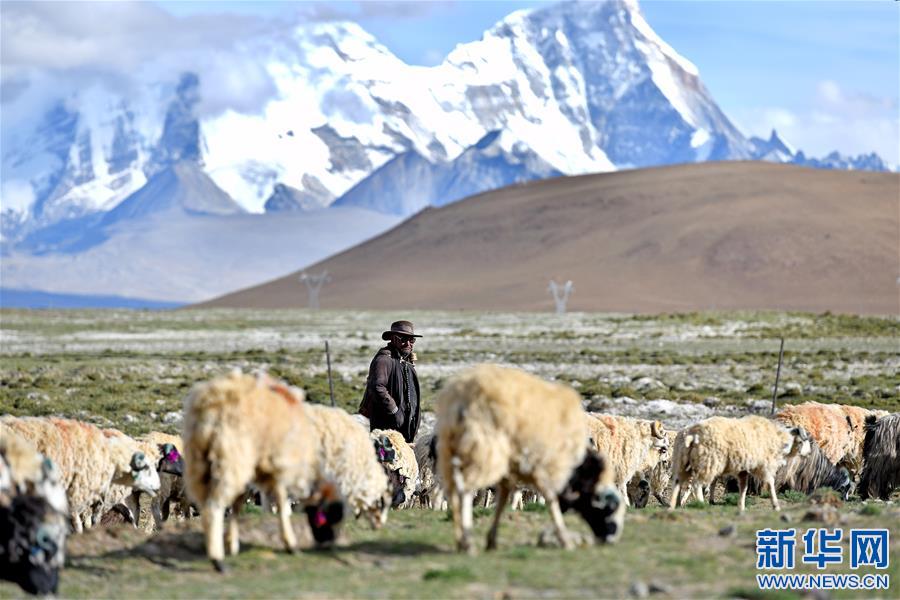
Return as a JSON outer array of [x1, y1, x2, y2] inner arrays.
[[771, 337, 785, 415], [325, 340, 335, 407]]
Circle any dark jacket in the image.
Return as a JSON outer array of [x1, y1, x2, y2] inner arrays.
[[358, 345, 421, 443]]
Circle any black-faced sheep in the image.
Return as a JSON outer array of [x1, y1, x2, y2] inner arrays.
[[1, 416, 160, 533], [303, 403, 393, 528], [669, 416, 811, 512], [436, 365, 624, 554], [0, 493, 67, 595], [370, 428, 418, 509], [0, 429, 69, 596]]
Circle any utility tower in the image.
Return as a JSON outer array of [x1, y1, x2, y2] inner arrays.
[[300, 270, 330, 309], [548, 279, 574, 315]]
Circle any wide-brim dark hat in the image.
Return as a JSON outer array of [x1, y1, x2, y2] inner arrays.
[[382, 320, 423, 341]]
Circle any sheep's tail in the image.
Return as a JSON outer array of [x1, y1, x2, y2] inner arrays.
[[679, 433, 700, 475]]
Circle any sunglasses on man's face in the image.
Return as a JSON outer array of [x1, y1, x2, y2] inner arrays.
[[394, 336, 416, 345]]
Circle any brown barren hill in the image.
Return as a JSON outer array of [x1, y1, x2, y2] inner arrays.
[[197, 162, 900, 314]]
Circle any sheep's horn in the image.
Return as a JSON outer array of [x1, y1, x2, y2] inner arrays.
[[651, 421, 665, 439]]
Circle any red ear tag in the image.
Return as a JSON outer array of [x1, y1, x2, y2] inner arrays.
[[315, 510, 328, 527]]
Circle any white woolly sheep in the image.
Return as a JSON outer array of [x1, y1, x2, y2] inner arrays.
[[370, 428, 418, 509], [858, 413, 900, 500], [303, 403, 392, 528], [436, 364, 624, 553], [1, 416, 160, 533], [585, 413, 667, 506], [183, 371, 339, 571], [669, 415, 811, 512]]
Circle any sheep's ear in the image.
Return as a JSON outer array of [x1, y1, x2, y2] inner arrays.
[[865, 414, 877, 426], [845, 415, 855, 430]]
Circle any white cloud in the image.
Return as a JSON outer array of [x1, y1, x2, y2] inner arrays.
[[1, 179, 36, 213], [0, 1, 285, 119], [731, 81, 899, 166]]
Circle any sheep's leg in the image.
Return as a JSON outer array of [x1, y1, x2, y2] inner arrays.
[[428, 487, 444, 511], [71, 514, 83, 534], [547, 495, 574, 550], [125, 492, 142, 528], [691, 481, 705, 504], [766, 475, 781, 511], [461, 491, 475, 554], [450, 488, 475, 554], [225, 492, 246, 556], [486, 481, 512, 551], [449, 489, 464, 549], [203, 502, 226, 572], [273, 484, 297, 554], [620, 483, 631, 508], [737, 472, 749, 512], [669, 480, 682, 509], [152, 497, 165, 530], [510, 488, 523, 511]]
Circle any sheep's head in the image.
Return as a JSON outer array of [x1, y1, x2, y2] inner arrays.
[[559, 450, 624, 544], [128, 452, 161, 496], [0, 495, 66, 595], [157, 443, 184, 476], [786, 427, 812, 458], [365, 490, 393, 530], [373, 436, 397, 464], [303, 481, 345, 546], [37, 457, 69, 516], [385, 468, 407, 508], [833, 467, 852, 501]]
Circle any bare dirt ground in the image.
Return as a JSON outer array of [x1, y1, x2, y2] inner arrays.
[[200, 163, 900, 315]]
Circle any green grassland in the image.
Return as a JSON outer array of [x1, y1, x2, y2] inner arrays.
[[1, 499, 898, 599], [0, 309, 897, 598]]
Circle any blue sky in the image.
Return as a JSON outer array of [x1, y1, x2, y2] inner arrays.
[[156, 0, 899, 164]]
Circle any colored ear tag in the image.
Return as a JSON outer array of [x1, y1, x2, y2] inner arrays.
[[378, 448, 386, 461], [166, 448, 181, 463], [315, 510, 328, 527]]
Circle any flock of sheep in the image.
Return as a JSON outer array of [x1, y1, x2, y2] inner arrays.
[[2, 364, 898, 595]]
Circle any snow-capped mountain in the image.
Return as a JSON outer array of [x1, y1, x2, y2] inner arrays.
[[0, 0, 892, 304], [748, 129, 891, 172], [3, 0, 759, 232], [332, 130, 562, 215]]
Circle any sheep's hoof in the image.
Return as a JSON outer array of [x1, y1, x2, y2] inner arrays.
[[285, 545, 298, 555], [211, 559, 227, 573]]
